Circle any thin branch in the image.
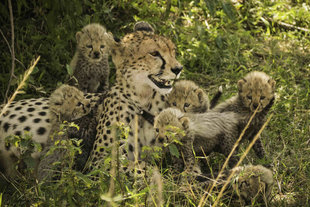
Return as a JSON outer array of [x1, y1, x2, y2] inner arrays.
[[5, 0, 15, 103], [0, 29, 12, 55]]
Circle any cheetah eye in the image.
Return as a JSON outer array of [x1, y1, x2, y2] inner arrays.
[[247, 95, 252, 100], [150, 51, 160, 57], [260, 96, 265, 100], [77, 102, 83, 106], [184, 103, 190, 108], [173, 102, 177, 106], [155, 128, 159, 133], [100, 45, 105, 49], [86, 45, 92, 49]]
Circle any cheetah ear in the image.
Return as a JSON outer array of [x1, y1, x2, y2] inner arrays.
[[237, 78, 246, 92], [179, 117, 190, 130], [134, 21, 154, 34], [76, 31, 83, 44], [268, 79, 276, 91], [196, 88, 205, 103]]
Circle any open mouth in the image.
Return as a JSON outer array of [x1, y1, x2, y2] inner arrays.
[[148, 74, 174, 89]]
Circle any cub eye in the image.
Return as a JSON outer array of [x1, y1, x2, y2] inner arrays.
[[260, 96, 266, 100], [100, 45, 105, 49], [150, 51, 160, 57], [173, 102, 177, 106], [184, 103, 190, 108], [86, 45, 92, 49], [247, 95, 252, 100]]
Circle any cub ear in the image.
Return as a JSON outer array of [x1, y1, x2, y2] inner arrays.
[[76, 31, 83, 44], [196, 88, 205, 103], [134, 21, 154, 33], [237, 78, 246, 92], [268, 79, 276, 91], [179, 117, 190, 130]]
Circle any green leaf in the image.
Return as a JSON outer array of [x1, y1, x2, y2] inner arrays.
[[169, 144, 180, 158], [66, 64, 74, 76]]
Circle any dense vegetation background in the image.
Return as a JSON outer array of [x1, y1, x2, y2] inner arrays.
[[0, 0, 309, 206]]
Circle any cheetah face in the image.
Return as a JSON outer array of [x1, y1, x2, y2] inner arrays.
[[232, 165, 273, 204], [238, 71, 276, 112], [154, 108, 189, 144], [108, 30, 183, 94], [49, 85, 91, 121], [76, 23, 109, 63], [167, 80, 209, 113]]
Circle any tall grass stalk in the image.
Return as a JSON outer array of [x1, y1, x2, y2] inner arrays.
[[0, 56, 40, 118], [213, 114, 273, 206], [198, 106, 259, 206]]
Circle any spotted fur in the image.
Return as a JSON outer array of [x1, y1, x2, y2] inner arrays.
[[0, 88, 102, 177], [69, 23, 110, 93], [212, 71, 276, 159], [154, 108, 241, 173], [37, 85, 91, 181], [86, 22, 183, 173]]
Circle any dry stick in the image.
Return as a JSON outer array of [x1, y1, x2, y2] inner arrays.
[[213, 114, 273, 207], [0, 56, 40, 118], [5, 0, 15, 103], [198, 106, 259, 207]]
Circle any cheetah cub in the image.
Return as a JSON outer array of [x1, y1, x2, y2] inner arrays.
[[166, 80, 222, 113], [198, 164, 274, 206], [154, 108, 241, 173], [212, 71, 276, 159], [69, 23, 110, 93], [37, 84, 91, 181]]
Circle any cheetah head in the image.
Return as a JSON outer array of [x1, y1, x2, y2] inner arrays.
[[49, 85, 91, 121], [154, 108, 189, 144], [238, 71, 276, 112], [76, 23, 109, 63], [231, 165, 274, 205], [105, 22, 183, 95], [167, 80, 210, 113]]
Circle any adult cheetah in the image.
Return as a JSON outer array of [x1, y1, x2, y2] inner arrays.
[[87, 22, 183, 172]]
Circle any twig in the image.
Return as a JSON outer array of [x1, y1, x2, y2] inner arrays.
[[0, 29, 12, 55], [213, 114, 273, 206], [198, 106, 259, 207], [5, 0, 15, 103], [266, 17, 310, 33], [0, 56, 40, 118]]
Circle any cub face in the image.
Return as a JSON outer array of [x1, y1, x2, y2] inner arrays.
[[232, 165, 274, 204], [49, 85, 91, 121], [238, 71, 276, 112], [154, 108, 189, 144], [167, 80, 209, 113], [76, 23, 109, 63]]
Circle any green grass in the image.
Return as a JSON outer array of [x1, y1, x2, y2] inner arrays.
[[0, 0, 309, 206]]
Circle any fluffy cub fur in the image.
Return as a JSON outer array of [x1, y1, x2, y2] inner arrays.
[[70, 23, 110, 93], [166, 80, 222, 113], [212, 71, 276, 159], [154, 108, 241, 173], [37, 85, 91, 181], [198, 165, 274, 206]]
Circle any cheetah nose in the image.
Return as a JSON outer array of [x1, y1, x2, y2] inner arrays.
[[94, 51, 100, 58], [253, 103, 259, 109], [171, 66, 183, 76]]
